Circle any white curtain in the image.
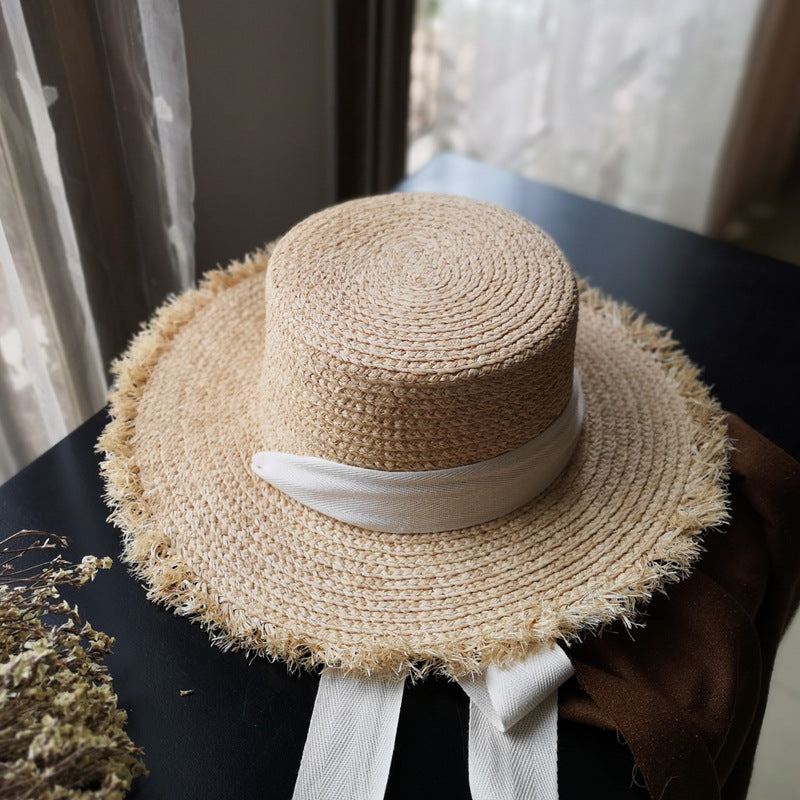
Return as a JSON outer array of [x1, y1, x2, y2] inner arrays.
[[409, 0, 763, 232], [0, 0, 193, 485]]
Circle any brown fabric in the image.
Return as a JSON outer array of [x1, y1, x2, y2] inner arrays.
[[560, 414, 800, 799]]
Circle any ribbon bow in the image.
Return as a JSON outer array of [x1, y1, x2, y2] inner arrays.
[[292, 644, 574, 800]]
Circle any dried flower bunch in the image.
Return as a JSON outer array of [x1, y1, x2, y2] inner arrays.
[[0, 531, 146, 799]]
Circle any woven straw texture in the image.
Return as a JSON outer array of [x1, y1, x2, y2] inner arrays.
[[99, 193, 730, 679]]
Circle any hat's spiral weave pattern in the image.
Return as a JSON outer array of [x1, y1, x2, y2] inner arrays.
[[99, 193, 730, 679], [261, 195, 577, 470]]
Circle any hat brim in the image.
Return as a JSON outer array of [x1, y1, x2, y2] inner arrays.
[[99, 244, 729, 679]]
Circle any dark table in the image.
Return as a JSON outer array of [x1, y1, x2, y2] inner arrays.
[[2, 153, 798, 799]]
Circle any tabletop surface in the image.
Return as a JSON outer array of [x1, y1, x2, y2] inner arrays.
[[2, 153, 799, 799]]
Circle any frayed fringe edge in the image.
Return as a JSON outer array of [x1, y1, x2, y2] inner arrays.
[[97, 260, 731, 681]]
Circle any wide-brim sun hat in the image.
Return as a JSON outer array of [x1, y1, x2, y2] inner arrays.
[[99, 192, 730, 681]]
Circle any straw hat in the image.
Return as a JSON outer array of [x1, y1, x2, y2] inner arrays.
[[99, 192, 730, 680]]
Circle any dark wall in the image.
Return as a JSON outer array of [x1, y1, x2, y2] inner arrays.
[[179, 1, 335, 272]]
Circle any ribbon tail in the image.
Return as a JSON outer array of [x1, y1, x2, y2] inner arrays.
[[468, 687, 560, 800], [292, 667, 405, 800], [459, 645, 574, 800]]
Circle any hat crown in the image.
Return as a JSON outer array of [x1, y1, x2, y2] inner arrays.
[[261, 193, 578, 471]]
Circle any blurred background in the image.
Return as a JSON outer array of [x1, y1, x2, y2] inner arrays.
[[1, 2, 798, 796], [3, 0, 799, 485], [408, 0, 800, 242]]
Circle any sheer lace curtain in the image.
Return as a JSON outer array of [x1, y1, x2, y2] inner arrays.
[[0, 0, 194, 484], [409, 0, 764, 232]]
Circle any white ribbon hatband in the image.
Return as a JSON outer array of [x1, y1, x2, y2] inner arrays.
[[252, 372, 584, 533], [291, 646, 575, 800]]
